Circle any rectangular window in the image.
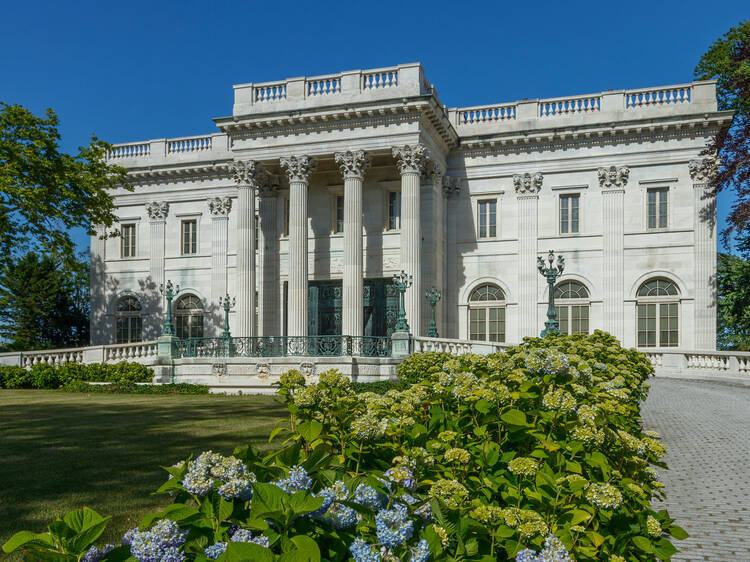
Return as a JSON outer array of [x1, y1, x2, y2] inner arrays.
[[116, 317, 142, 344], [637, 303, 657, 347], [334, 195, 344, 233], [660, 302, 679, 347], [647, 188, 668, 229], [488, 307, 506, 342], [121, 224, 136, 258], [560, 194, 580, 234], [181, 220, 197, 255], [283, 198, 290, 236], [570, 305, 589, 334], [477, 199, 497, 239], [469, 307, 505, 342], [469, 308, 486, 341], [387, 191, 401, 230]]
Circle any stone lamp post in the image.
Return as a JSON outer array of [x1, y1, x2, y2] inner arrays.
[[391, 271, 413, 358], [219, 293, 236, 339], [425, 287, 441, 338], [159, 280, 180, 336], [538, 250, 565, 337]]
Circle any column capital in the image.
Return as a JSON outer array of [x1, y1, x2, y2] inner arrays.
[[689, 158, 718, 183], [334, 150, 371, 180], [392, 144, 431, 175], [513, 172, 543, 195], [597, 165, 630, 189], [232, 160, 267, 190], [207, 196, 232, 217], [145, 201, 169, 221], [280, 155, 317, 182], [442, 175, 461, 197]]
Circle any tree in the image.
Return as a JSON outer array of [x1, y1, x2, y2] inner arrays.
[[716, 251, 750, 350], [694, 20, 750, 243], [0, 252, 89, 350], [0, 102, 128, 266]]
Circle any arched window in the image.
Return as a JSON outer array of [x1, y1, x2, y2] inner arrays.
[[636, 278, 679, 347], [175, 295, 204, 339], [554, 281, 590, 335], [115, 296, 142, 343], [468, 283, 506, 342]]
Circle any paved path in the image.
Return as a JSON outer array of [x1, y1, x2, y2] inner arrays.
[[642, 377, 750, 561]]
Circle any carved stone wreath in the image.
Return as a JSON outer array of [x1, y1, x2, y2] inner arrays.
[[513, 172, 543, 195], [145, 201, 169, 220], [597, 165, 630, 189], [207, 196, 232, 217]]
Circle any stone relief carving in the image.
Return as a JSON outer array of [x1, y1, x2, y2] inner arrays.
[[442, 175, 461, 196], [212, 363, 227, 377], [145, 201, 169, 220], [513, 172, 543, 195], [280, 155, 317, 182], [207, 196, 232, 217], [688, 158, 717, 182], [392, 144, 431, 175], [300, 362, 315, 378], [334, 150, 371, 179], [257, 363, 270, 379], [597, 165, 630, 189], [232, 160, 267, 188]]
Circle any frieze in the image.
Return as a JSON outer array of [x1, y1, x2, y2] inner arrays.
[[207, 196, 232, 217], [145, 201, 169, 220], [513, 172, 543, 195], [597, 166, 630, 189]]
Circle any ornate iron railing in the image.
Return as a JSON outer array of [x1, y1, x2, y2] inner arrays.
[[174, 336, 392, 359]]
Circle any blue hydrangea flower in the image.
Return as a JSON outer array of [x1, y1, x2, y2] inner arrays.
[[353, 483, 387, 511], [230, 528, 270, 548], [82, 544, 114, 562], [310, 482, 358, 529], [383, 466, 416, 491], [375, 503, 414, 548], [272, 465, 313, 493], [402, 494, 432, 521], [204, 542, 227, 559], [122, 527, 138, 546], [349, 537, 382, 562], [515, 534, 573, 562], [181, 451, 255, 500], [128, 519, 187, 562], [409, 538, 431, 562]]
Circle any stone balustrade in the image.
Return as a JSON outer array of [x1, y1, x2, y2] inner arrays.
[[412, 336, 507, 355], [104, 341, 159, 362], [0, 341, 160, 368], [106, 133, 231, 166]]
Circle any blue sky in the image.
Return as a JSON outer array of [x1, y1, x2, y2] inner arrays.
[[0, 0, 746, 252]]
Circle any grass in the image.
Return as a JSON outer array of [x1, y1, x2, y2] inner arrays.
[[0, 389, 286, 556]]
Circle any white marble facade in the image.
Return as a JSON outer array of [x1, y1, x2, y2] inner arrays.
[[90, 63, 731, 350]]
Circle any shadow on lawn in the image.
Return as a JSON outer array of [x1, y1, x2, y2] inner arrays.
[[0, 395, 287, 546]]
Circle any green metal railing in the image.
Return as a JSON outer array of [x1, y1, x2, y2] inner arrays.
[[174, 335, 392, 359]]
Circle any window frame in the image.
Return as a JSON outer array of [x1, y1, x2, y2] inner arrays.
[[385, 190, 401, 232], [332, 194, 345, 234], [646, 187, 669, 230], [467, 283, 506, 342], [559, 193, 581, 235], [636, 278, 680, 348], [174, 294, 205, 340], [115, 296, 142, 343], [476, 198, 498, 239], [281, 196, 290, 237], [120, 223, 137, 259], [554, 281, 590, 335], [181, 219, 198, 255]]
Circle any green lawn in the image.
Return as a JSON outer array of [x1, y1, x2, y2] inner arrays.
[[0, 390, 286, 555]]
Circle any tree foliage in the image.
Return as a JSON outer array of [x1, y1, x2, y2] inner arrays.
[[0, 252, 89, 350], [0, 102, 127, 265], [694, 20, 750, 242], [717, 251, 750, 350]]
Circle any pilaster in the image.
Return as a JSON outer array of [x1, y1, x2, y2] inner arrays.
[[442, 176, 460, 337], [598, 165, 629, 343], [258, 182, 279, 337], [514, 172, 542, 340], [690, 158, 718, 350], [207, 196, 232, 309], [146, 201, 168, 338], [335, 150, 370, 337], [393, 144, 430, 336], [233, 161, 263, 338], [280, 155, 317, 337]]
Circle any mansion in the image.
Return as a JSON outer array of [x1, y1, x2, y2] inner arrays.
[[90, 63, 730, 351]]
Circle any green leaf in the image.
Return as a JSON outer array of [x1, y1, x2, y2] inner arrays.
[[220, 542, 275, 562], [2, 531, 53, 553], [278, 535, 322, 562], [62, 507, 106, 534], [569, 509, 592, 526], [501, 409, 527, 426], [218, 497, 234, 521], [668, 525, 689, 540], [632, 535, 655, 553], [289, 491, 325, 516], [297, 420, 323, 443], [475, 399, 491, 414], [654, 537, 678, 561], [252, 482, 288, 514], [64, 518, 110, 555]]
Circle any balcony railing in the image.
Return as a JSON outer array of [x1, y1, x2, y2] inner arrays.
[[174, 335, 392, 359]]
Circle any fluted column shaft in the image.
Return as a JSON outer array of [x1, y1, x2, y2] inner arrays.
[[208, 197, 232, 312], [393, 145, 430, 336], [235, 185, 256, 337], [258, 191, 278, 337], [691, 159, 718, 349], [281, 155, 316, 337], [336, 150, 370, 337]]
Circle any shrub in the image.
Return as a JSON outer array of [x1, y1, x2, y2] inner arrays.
[[396, 351, 452, 384], [350, 380, 409, 394], [4, 332, 687, 561], [61, 381, 209, 395], [28, 364, 63, 389], [0, 366, 32, 388]]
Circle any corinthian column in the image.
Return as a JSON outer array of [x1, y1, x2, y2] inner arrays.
[[258, 181, 279, 337], [233, 161, 263, 338], [393, 144, 430, 336], [513, 173, 542, 341], [335, 150, 370, 337], [208, 196, 232, 307], [146, 201, 168, 338], [598, 165, 629, 342], [280, 155, 317, 337], [690, 158, 718, 350]]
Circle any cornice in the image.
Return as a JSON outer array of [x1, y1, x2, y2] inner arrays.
[[455, 113, 732, 159], [121, 161, 233, 186]]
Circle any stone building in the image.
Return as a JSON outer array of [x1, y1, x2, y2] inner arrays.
[[90, 63, 730, 351]]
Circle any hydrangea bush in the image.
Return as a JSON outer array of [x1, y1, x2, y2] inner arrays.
[[3, 331, 687, 561]]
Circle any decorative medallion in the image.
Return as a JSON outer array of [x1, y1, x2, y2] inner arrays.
[[207, 196, 232, 217], [513, 172, 543, 195], [597, 165, 630, 189], [688, 158, 717, 182], [145, 201, 169, 220]]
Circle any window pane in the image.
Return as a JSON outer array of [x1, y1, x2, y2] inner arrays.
[[335, 196, 344, 233], [659, 302, 678, 347], [647, 190, 657, 229], [121, 224, 136, 258], [388, 192, 401, 230], [556, 305, 569, 335], [470, 308, 486, 341], [638, 304, 656, 347], [488, 307, 505, 342], [284, 198, 290, 236], [560, 196, 569, 233], [489, 200, 497, 238], [659, 189, 668, 228], [571, 305, 589, 334], [571, 195, 580, 233], [478, 201, 487, 238]]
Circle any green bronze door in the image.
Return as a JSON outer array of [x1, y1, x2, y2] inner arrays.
[[308, 281, 342, 336]]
